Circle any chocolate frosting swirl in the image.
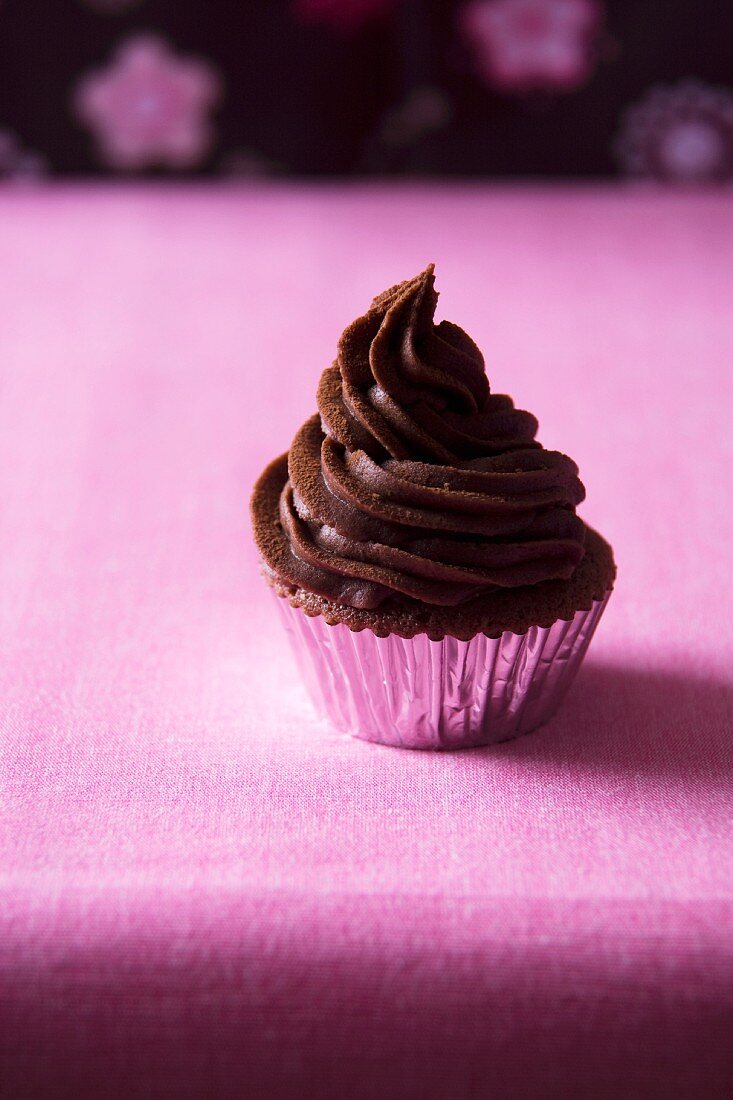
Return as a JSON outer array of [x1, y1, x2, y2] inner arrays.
[[273, 266, 586, 610]]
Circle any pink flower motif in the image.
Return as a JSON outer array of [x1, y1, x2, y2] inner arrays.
[[616, 81, 733, 184], [293, 0, 398, 32], [0, 130, 46, 183], [74, 35, 221, 170], [458, 0, 603, 94], [379, 86, 452, 147]]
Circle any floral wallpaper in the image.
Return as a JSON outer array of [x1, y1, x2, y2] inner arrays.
[[74, 36, 221, 170], [1, 0, 732, 183]]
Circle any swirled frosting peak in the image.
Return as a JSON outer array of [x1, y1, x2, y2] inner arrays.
[[270, 265, 587, 610]]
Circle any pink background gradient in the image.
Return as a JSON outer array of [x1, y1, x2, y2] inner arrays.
[[1, 187, 732, 1097]]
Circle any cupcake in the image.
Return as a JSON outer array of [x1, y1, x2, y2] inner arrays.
[[251, 266, 615, 749]]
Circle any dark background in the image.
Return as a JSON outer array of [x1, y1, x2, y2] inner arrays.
[[1, 0, 732, 179]]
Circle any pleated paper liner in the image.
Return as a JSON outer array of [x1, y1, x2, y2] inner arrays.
[[274, 590, 611, 750]]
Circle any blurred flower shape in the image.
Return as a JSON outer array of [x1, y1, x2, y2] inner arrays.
[[293, 0, 398, 32], [616, 81, 733, 184], [0, 130, 46, 182], [379, 86, 452, 147], [74, 36, 221, 170], [458, 0, 602, 93]]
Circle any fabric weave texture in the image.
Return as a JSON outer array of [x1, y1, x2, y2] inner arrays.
[[1, 186, 732, 1098]]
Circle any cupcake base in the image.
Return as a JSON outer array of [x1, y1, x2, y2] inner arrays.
[[253, 451, 616, 749], [274, 591, 610, 750]]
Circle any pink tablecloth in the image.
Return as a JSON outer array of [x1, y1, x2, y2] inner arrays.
[[1, 186, 731, 1099]]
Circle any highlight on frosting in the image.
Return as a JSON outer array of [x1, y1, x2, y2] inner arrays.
[[267, 265, 587, 610]]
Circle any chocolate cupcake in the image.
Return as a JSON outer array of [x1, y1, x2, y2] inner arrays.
[[251, 266, 615, 749]]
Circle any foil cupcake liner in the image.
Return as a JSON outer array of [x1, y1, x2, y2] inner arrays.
[[274, 592, 611, 750]]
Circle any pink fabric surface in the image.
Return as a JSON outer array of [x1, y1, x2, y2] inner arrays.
[[1, 186, 732, 1098]]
